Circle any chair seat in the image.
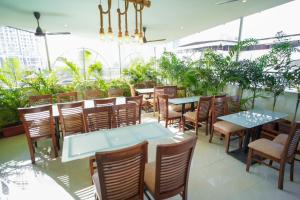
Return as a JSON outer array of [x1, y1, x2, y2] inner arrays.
[[184, 111, 208, 122], [144, 162, 156, 194], [169, 104, 192, 112], [248, 138, 284, 159], [213, 121, 244, 134], [160, 111, 181, 119], [273, 134, 300, 152], [148, 98, 155, 104], [92, 173, 102, 200]]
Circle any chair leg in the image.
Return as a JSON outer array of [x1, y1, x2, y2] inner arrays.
[[165, 120, 168, 128], [238, 134, 243, 150], [246, 149, 253, 172], [269, 160, 273, 167], [195, 123, 199, 136], [182, 118, 185, 132], [225, 135, 230, 153], [182, 189, 188, 200], [209, 127, 214, 143], [28, 140, 36, 164], [290, 158, 295, 182], [51, 135, 58, 158], [278, 161, 285, 190], [205, 120, 208, 136]]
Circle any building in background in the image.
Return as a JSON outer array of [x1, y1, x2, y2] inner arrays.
[[0, 26, 44, 69]]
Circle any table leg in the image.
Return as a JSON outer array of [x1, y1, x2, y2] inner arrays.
[[191, 102, 195, 111], [243, 128, 252, 153], [54, 116, 60, 150], [181, 104, 186, 117]]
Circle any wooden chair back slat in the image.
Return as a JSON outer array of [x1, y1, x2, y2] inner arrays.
[[283, 122, 300, 159], [57, 92, 78, 103], [197, 96, 213, 120], [126, 95, 143, 124], [164, 86, 177, 98], [108, 88, 124, 97], [29, 94, 53, 106], [155, 136, 197, 199], [94, 98, 116, 107], [112, 103, 137, 128], [83, 107, 112, 132], [211, 96, 227, 124], [227, 96, 241, 114], [157, 94, 169, 119], [95, 141, 148, 200], [144, 81, 156, 88], [57, 101, 84, 136], [85, 90, 103, 100]]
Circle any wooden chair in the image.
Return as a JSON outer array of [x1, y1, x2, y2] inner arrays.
[[29, 94, 53, 106], [112, 103, 137, 128], [57, 101, 85, 137], [57, 92, 78, 103], [149, 86, 165, 114], [183, 96, 213, 135], [177, 87, 187, 98], [144, 80, 156, 88], [94, 98, 116, 107], [209, 96, 245, 153], [126, 95, 143, 124], [227, 96, 241, 114], [18, 105, 58, 164], [93, 141, 148, 200], [208, 94, 227, 135], [144, 136, 197, 200], [85, 89, 103, 100], [83, 106, 113, 178], [157, 94, 182, 129], [164, 85, 177, 98], [108, 88, 124, 97], [247, 122, 300, 190]]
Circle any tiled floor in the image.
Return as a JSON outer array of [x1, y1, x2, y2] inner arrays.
[[0, 113, 299, 200]]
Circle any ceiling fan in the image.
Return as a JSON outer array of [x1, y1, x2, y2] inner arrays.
[[216, 0, 247, 5], [8, 11, 71, 36], [142, 27, 166, 43]]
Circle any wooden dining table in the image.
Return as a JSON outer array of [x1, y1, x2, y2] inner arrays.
[[168, 96, 200, 116]]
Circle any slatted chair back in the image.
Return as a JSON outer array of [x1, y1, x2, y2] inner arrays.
[[211, 96, 228, 124], [177, 87, 186, 98], [95, 141, 148, 200], [282, 122, 300, 159], [112, 103, 137, 128], [144, 80, 156, 88], [29, 94, 53, 106], [94, 98, 116, 107], [85, 89, 103, 100], [164, 86, 177, 98], [57, 101, 85, 137], [197, 96, 213, 120], [227, 96, 241, 114], [83, 107, 112, 132], [135, 83, 146, 89], [157, 94, 169, 119], [154, 136, 197, 199], [19, 105, 54, 138], [108, 88, 124, 97], [126, 95, 143, 124], [57, 92, 78, 103]]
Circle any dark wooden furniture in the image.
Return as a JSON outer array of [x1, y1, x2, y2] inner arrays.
[[164, 85, 177, 98], [84, 89, 103, 100], [108, 88, 124, 97], [112, 103, 137, 128], [227, 96, 241, 114], [209, 96, 245, 153], [126, 95, 143, 124], [29, 94, 53, 106], [57, 92, 78, 103], [183, 96, 212, 135], [144, 80, 156, 88], [94, 98, 116, 107], [157, 94, 182, 129], [83, 107, 112, 132], [144, 136, 197, 200], [18, 105, 58, 164], [93, 141, 148, 200], [57, 101, 85, 137], [149, 86, 165, 114], [177, 87, 187, 98], [247, 122, 300, 190]]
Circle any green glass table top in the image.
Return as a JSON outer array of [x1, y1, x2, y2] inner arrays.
[[168, 96, 200, 105], [135, 88, 154, 94], [61, 122, 176, 162], [218, 109, 288, 129], [52, 97, 125, 117]]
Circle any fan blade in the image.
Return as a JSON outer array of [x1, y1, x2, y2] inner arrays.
[[47, 32, 71, 35], [146, 39, 166, 43], [216, 0, 239, 5]]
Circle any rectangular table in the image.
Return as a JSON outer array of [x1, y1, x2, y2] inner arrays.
[[168, 96, 200, 116], [218, 109, 288, 162], [61, 122, 179, 162]]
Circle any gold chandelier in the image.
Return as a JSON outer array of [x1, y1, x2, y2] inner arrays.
[[98, 0, 151, 42]]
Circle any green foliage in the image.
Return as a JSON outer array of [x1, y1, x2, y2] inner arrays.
[[123, 58, 158, 85], [107, 78, 131, 97]]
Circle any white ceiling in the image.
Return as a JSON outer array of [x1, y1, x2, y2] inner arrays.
[[0, 0, 293, 42]]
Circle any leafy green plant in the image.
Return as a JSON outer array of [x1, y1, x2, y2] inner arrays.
[[0, 58, 28, 129], [107, 78, 131, 97]]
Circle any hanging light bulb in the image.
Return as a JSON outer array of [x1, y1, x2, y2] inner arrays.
[[108, 27, 113, 39], [125, 31, 130, 42], [118, 31, 123, 42], [99, 27, 105, 40]]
